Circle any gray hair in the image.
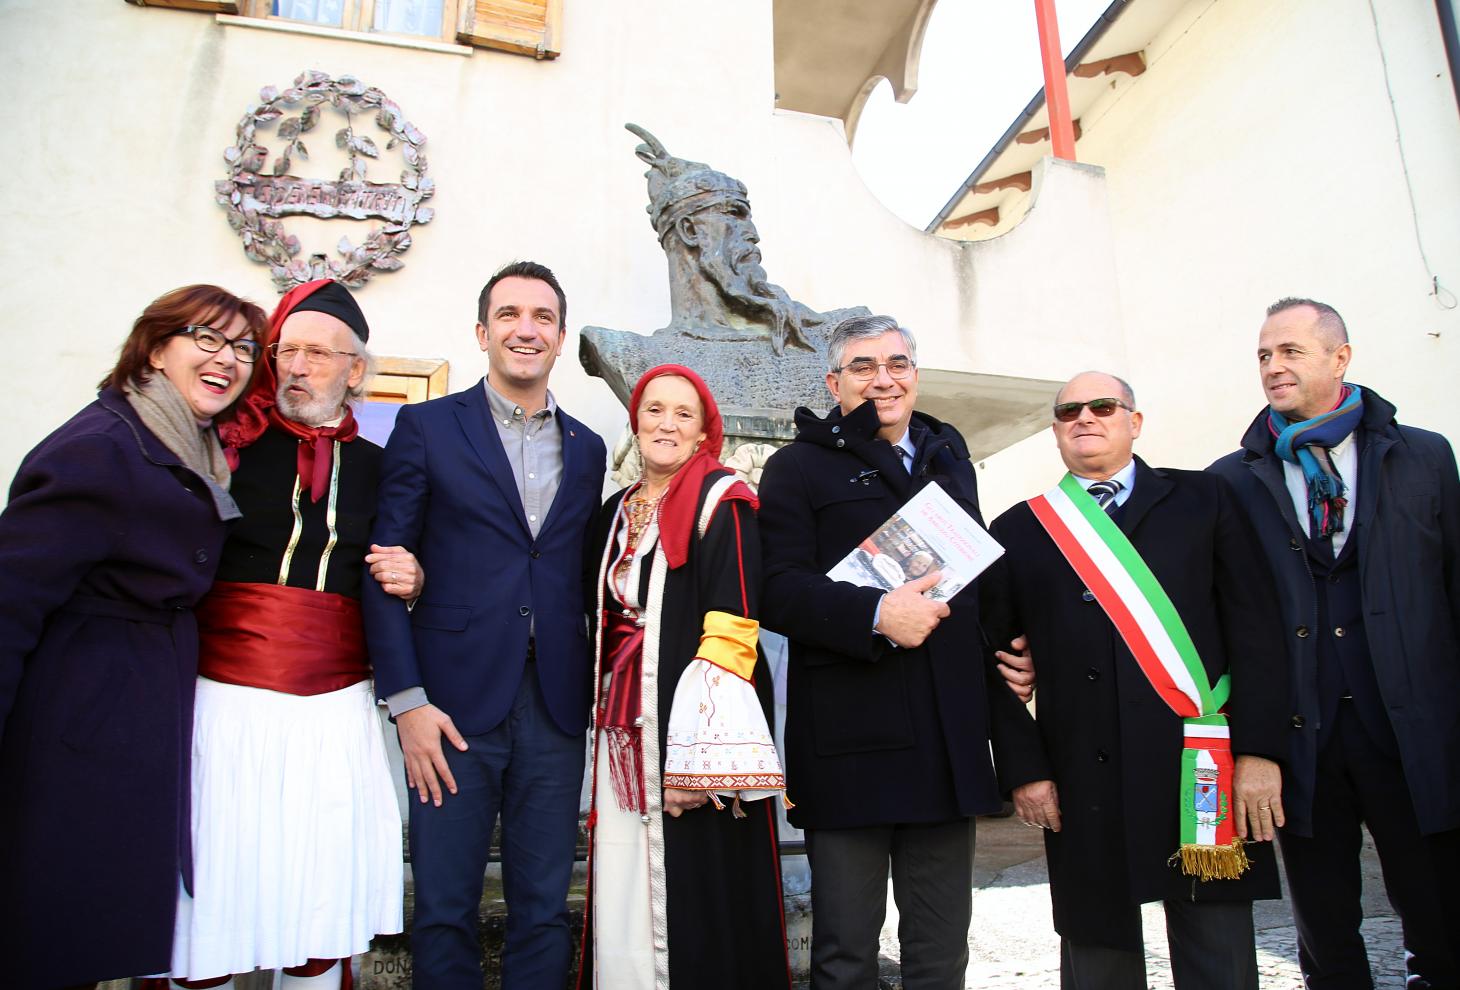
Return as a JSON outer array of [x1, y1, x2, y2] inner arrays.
[[1056, 371, 1137, 410], [1266, 297, 1349, 348], [346, 331, 375, 403], [826, 314, 918, 374]]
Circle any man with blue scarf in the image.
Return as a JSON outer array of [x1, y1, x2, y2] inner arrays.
[[1210, 297, 1460, 989]]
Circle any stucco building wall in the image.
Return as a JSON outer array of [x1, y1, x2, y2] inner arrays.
[[0, 0, 1127, 506], [967, 0, 1459, 517], [1083, 0, 1457, 474]]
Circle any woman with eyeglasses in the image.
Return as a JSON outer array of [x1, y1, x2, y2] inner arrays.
[[0, 284, 267, 990]]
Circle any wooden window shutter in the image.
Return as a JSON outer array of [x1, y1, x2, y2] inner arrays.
[[457, 0, 561, 59], [124, 0, 241, 12]]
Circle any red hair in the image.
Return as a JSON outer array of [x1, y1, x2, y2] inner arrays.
[[99, 284, 268, 393]]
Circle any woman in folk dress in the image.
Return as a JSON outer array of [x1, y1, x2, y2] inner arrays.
[[579, 364, 792, 990]]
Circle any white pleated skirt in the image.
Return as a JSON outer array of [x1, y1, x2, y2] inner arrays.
[[169, 677, 404, 979]]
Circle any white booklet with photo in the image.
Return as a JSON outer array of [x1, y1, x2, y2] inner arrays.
[[826, 480, 1005, 602]]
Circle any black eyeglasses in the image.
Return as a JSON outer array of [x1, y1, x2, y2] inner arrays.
[[171, 325, 261, 363], [1053, 397, 1132, 422]]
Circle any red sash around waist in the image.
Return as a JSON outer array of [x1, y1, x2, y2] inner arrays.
[[196, 581, 369, 696], [601, 609, 647, 813]]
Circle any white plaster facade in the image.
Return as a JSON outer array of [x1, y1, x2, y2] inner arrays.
[[7, 1, 1449, 518], [945, 0, 1460, 515], [0, 0, 1125, 517]]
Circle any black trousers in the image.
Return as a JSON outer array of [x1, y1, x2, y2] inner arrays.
[[805, 819, 975, 990], [1278, 702, 1460, 989], [1059, 899, 1257, 990]]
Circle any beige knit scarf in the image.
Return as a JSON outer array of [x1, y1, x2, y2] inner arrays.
[[124, 372, 241, 520]]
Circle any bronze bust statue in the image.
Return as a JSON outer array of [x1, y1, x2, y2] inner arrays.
[[581, 124, 868, 425]]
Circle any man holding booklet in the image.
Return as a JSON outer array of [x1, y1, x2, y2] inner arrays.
[[980, 371, 1290, 990], [758, 314, 1023, 990]]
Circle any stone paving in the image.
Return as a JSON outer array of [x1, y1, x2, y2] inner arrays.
[[871, 815, 1409, 989], [101, 814, 1408, 989]]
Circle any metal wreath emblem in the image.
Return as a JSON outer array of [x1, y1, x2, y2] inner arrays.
[[215, 70, 434, 293]]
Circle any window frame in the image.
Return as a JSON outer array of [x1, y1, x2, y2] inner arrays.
[[125, 0, 243, 13], [235, 0, 459, 43], [364, 356, 450, 406], [456, 0, 561, 60], [129, 0, 561, 58]]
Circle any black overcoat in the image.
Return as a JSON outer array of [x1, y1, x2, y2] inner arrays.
[[0, 387, 232, 989], [758, 400, 1012, 829], [981, 459, 1289, 950], [1209, 388, 1460, 837]]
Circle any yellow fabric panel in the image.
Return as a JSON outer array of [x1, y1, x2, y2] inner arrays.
[[697, 611, 759, 681]]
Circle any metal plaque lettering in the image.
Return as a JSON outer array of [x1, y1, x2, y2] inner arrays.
[[215, 70, 435, 292]]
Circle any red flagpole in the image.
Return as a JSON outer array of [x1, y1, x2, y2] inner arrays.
[[1033, 0, 1077, 161]]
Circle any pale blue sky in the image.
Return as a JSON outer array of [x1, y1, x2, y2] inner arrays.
[[852, 0, 1116, 228]]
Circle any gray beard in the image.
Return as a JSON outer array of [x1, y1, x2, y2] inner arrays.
[[697, 252, 812, 354], [276, 376, 350, 426]]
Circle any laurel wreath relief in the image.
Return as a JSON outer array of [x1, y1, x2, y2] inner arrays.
[[215, 70, 434, 292]]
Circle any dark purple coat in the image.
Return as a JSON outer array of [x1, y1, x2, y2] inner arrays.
[[0, 387, 233, 989]]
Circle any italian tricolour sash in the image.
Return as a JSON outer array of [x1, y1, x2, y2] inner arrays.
[[1027, 473, 1249, 881]]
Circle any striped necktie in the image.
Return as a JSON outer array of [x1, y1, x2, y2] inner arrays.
[[1087, 479, 1123, 512]]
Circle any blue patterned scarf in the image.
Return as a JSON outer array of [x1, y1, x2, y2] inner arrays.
[[1268, 384, 1363, 539]]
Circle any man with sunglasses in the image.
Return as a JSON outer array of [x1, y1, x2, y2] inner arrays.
[[157, 280, 420, 990], [758, 314, 1021, 990], [1209, 299, 1460, 988], [980, 370, 1289, 990]]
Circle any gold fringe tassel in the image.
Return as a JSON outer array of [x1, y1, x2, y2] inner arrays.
[[1168, 838, 1249, 881]]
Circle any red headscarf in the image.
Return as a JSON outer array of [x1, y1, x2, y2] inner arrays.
[[627, 364, 755, 569], [218, 279, 359, 501]]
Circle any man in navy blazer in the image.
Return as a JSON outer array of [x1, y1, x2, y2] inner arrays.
[[364, 261, 606, 990]]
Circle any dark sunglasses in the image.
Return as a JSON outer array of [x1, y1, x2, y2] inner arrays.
[[1053, 397, 1132, 422]]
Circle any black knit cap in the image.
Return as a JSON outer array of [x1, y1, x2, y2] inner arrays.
[[288, 281, 370, 342]]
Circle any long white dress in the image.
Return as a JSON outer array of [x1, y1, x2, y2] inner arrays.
[[587, 475, 788, 990]]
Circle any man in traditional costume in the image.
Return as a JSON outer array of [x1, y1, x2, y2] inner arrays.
[[578, 364, 790, 989], [757, 314, 1019, 990], [159, 280, 414, 989], [364, 262, 607, 990], [982, 371, 1289, 989], [1209, 298, 1460, 987]]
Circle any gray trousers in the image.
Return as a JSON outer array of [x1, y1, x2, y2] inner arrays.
[[806, 819, 975, 990], [1059, 898, 1258, 990]]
